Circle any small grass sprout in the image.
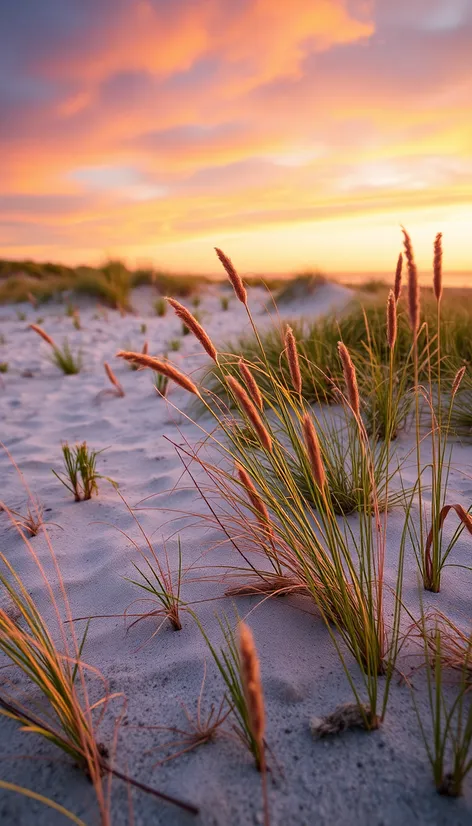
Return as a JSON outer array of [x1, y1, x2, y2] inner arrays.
[[29, 324, 82, 375], [155, 297, 167, 317], [53, 442, 106, 502]]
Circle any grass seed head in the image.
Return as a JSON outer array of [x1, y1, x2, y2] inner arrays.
[[387, 289, 397, 350], [285, 325, 302, 395], [301, 413, 326, 489], [227, 375, 272, 451], [116, 351, 199, 395], [238, 622, 265, 748], [452, 365, 466, 398], [401, 227, 420, 334], [238, 359, 263, 411], [167, 297, 217, 361], [29, 324, 56, 348], [215, 248, 247, 304], [433, 232, 443, 303], [236, 463, 270, 525], [337, 342, 360, 418], [104, 362, 125, 396], [394, 252, 403, 302]]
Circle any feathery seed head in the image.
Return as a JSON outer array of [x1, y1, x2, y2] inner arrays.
[[227, 375, 272, 451], [104, 362, 125, 396], [387, 290, 397, 350], [433, 232, 443, 303], [29, 324, 56, 348], [337, 342, 360, 418], [301, 414, 326, 489], [166, 297, 217, 361], [238, 622, 265, 746], [394, 253, 403, 302], [215, 248, 247, 304], [239, 359, 263, 411], [401, 227, 420, 334], [285, 325, 302, 395], [116, 351, 199, 395], [236, 463, 270, 525], [452, 365, 466, 398]]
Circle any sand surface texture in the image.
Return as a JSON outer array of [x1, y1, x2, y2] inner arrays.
[[1, 283, 471, 825]]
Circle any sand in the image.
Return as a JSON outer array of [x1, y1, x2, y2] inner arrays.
[[0, 282, 472, 826]]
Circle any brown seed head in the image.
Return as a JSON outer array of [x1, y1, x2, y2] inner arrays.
[[116, 351, 199, 395], [452, 365, 466, 398], [238, 622, 265, 747], [394, 253, 403, 302], [167, 297, 217, 361], [236, 463, 270, 526], [337, 342, 360, 418], [215, 248, 247, 304], [142, 340, 149, 355], [401, 227, 420, 334], [387, 289, 397, 350], [227, 375, 272, 451], [239, 360, 263, 411], [285, 325, 302, 395], [301, 414, 326, 489], [433, 232, 443, 303], [29, 324, 56, 348], [104, 362, 125, 396]]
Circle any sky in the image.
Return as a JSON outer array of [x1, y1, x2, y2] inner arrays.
[[1, 0, 472, 276]]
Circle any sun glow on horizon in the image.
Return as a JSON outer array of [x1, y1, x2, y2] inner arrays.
[[1, 1, 471, 276]]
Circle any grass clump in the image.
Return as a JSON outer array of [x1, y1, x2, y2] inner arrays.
[[30, 324, 82, 375], [413, 608, 472, 797], [155, 297, 167, 317], [53, 442, 106, 502], [276, 270, 326, 304]]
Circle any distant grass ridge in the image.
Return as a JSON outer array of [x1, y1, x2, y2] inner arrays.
[[0, 258, 213, 306]]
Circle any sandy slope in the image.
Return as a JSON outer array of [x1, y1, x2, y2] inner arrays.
[[0, 282, 471, 826]]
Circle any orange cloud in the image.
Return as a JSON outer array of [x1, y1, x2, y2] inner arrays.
[[1, 0, 471, 275]]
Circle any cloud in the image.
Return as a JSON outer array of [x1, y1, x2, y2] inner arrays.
[[0, 0, 471, 272]]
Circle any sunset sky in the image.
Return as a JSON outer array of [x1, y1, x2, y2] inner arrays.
[[1, 0, 471, 276]]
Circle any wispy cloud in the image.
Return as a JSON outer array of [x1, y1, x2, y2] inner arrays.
[[0, 0, 471, 271]]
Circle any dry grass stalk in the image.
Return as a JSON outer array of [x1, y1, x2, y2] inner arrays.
[[433, 232, 443, 302], [394, 253, 403, 301], [239, 360, 263, 411], [420, 611, 472, 678], [285, 325, 302, 395], [104, 362, 125, 397], [27, 291, 37, 308], [116, 351, 199, 396], [215, 248, 247, 304], [402, 227, 420, 334], [452, 366, 466, 398], [167, 298, 217, 361], [226, 575, 308, 598], [29, 324, 56, 348], [301, 414, 326, 489], [227, 376, 272, 451], [387, 289, 397, 350], [142, 340, 149, 356], [337, 342, 360, 418], [238, 622, 265, 766]]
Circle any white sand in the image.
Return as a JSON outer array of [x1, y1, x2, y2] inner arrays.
[[0, 283, 471, 825]]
